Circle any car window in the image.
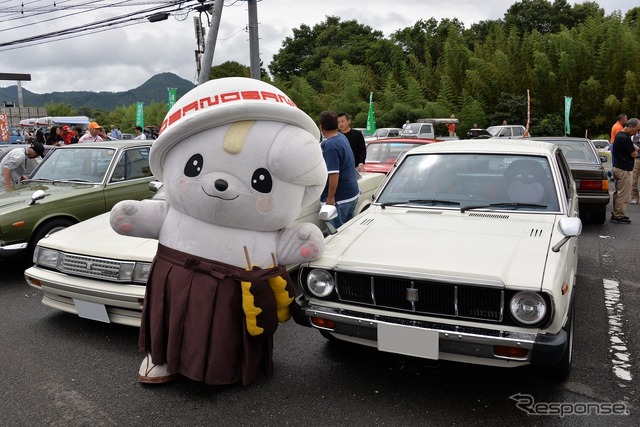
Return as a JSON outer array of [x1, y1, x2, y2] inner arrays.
[[365, 143, 423, 164], [31, 147, 117, 183], [110, 147, 152, 182], [556, 150, 576, 209], [512, 126, 524, 137], [377, 153, 560, 212], [553, 140, 599, 164]]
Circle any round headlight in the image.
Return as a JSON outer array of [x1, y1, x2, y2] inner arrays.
[[306, 269, 335, 298], [510, 292, 547, 325]]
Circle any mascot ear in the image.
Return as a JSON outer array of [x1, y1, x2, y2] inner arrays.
[[268, 125, 328, 207]]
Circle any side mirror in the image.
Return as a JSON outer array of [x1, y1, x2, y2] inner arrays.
[[29, 189, 46, 205], [149, 181, 163, 193], [558, 217, 582, 237], [552, 217, 582, 252], [318, 204, 338, 235], [318, 204, 338, 221]]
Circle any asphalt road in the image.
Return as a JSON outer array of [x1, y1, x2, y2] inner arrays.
[[1, 199, 639, 426]]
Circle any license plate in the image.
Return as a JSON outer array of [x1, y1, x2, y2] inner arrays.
[[73, 299, 110, 323], [377, 322, 439, 359]]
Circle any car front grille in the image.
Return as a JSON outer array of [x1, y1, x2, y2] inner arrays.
[[58, 253, 131, 281], [335, 272, 504, 322]]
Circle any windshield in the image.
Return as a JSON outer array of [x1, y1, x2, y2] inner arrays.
[[30, 146, 117, 183], [377, 153, 560, 212]]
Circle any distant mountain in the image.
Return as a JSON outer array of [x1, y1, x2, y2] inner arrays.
[[0, 72, 196, 110]]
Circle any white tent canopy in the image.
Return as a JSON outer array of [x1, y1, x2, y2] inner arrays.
[[35, 116, 91, 127], [19, 118, 37, 127]]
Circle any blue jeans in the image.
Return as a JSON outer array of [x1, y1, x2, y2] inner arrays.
[[330, 198, 358, 229]]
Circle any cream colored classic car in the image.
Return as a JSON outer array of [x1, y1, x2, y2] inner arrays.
[[24, 172, 385, 327], [293, 139, 582, 380]]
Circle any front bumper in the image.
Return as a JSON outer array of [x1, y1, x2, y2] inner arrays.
[[24, 265, 144, 327], [293, 295, 567, 368], [0, 241, 28, 257]]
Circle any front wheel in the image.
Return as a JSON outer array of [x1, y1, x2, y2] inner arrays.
[[548, 300, 574, 381], [27, 218, 74, 263]]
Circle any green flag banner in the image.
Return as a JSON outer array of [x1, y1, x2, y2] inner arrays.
[[136, 102, 144, 128], [564, 96, 572, 135], [167, 88, 177, 110], [366, 92, 376, 135]]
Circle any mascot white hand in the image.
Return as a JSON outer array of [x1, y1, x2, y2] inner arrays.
[[110, 78, 327, 386]]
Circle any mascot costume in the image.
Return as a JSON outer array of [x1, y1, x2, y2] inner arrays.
[[110, 77, 328, 385]]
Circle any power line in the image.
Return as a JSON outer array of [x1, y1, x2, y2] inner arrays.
[[0, 0, 204, 52]]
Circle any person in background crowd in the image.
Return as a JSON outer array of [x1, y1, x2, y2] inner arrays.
[[60, 126, 73, 144], [70, 126, 82, 144], [35, 128, 45, 145], [336, 112, 365, 170], [78, 122, 106, 143], [133, 125, 147, 140], [402, 119, 410, 130], [630, 129, 640, 204], [0, 142, 45, 191], [319, 111, 360, 229], [45, 126, 64, 146], [110, 125, 122, 140], [448, 114, 457, 137], [610, 118, 640, 224], [610, 113, 627, 180]]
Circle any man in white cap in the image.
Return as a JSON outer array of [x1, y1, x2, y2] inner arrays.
[[0, 142, 45, 191], [78, 122, 106, 143]]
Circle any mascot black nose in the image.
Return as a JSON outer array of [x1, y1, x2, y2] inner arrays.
[[214, 179, 228, 191]]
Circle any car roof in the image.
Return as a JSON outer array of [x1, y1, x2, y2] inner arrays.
[[54, 140, 152, 149], [406, 138, 557, 156], [366, 137, 439, 145]]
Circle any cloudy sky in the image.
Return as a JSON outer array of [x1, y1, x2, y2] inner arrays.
[[0, 0, 632, 95]]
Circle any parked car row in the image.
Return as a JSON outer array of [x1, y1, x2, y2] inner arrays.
[[0, 141, 155, 260], [14, 134, 603, 382], [24, 172, 386, 327]]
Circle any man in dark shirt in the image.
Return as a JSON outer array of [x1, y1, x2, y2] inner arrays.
[[611, 117, 640, 224], [320, 111, 360, 229], [337, 112, 366, 170]]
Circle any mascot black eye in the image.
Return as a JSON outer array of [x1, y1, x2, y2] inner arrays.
[[184, 154, 204, 177], [251, 168, 272, 193]]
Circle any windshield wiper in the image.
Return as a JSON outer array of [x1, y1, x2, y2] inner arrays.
[[24, 177, 53, 182], [52, 178, 93, 183], [461, 202, 548, 213], [409, 199, 460, 205], [380, 199, 460, 208]]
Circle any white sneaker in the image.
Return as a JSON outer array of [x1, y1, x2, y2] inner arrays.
[[631, 199, 638, 204], [138, 353, 178, 384]]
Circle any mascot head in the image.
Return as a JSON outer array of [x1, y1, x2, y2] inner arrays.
[[150, 77, 327, 231]]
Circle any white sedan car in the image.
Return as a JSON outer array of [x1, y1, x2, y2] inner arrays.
[[24, 172, 385, 327], [292, 139, 582, 380]]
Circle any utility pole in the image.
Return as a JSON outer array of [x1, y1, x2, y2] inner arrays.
[[197, 0, 223, 85], [247, 0, 260, 80]]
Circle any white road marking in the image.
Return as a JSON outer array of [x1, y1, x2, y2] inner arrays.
[[603, 278, 633, 382]]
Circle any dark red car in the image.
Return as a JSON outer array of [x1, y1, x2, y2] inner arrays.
[[364, 137, 441, 174]]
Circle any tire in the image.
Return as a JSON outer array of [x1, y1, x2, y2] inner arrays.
[[27, 218, 74, 263], [591, 208, 606, 225], [548, 299, 574, 381]]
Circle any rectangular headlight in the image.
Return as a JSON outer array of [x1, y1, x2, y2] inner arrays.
[[132, 262, 152, 284], [35, 247, 60, 268]]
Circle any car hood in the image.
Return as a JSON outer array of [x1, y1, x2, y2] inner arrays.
[[37, 212, 157, 262], [317, 208, 558, 289], [0, 182, 100, 213]]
